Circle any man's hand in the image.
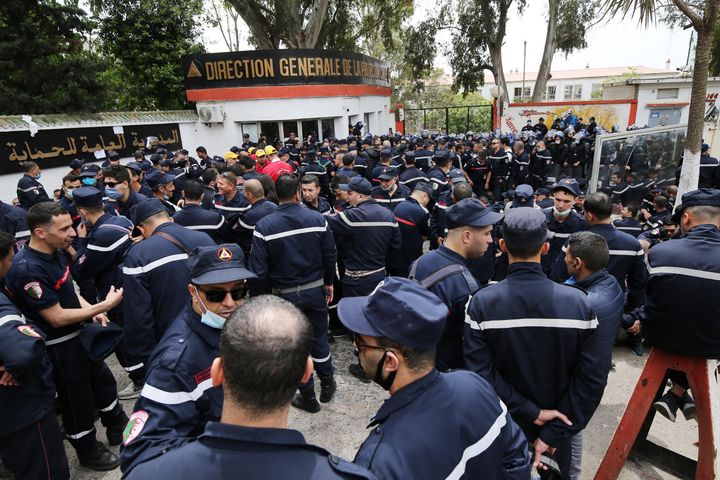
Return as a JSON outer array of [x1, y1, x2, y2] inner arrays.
[[103, 286, 124, 310], [0, 366, 18, 387], [532, 437, 556, 470], [176, 199, 185, 208], [533, 409, 572, 427], [324, 285, 334, 305], [77, 222, 87, 238], [626, 319, 641, 334]]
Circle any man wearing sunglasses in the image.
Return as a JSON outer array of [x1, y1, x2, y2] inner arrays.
[[338, 277, 530, 479], [120, 243, 256, 475], [103, 165, 148, 217]]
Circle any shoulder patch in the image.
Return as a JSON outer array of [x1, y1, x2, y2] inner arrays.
[[23, 281, 42, 299], [123, 410, 149, 445], [17, 324, 40, 337]]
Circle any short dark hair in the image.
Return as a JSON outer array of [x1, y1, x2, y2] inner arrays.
[[331, 174, 349, 190], [62, 174, 80, 186], [240, 156, 255, 170], [0, 231, 14, 260], [434, 155, 451, 167], [103, 165, 130, 184], [377, 337, 435, 372], [220, 295, 312, 416], [28, 202, 68, 232], [202, 168, 219, 185], [568, 231, 609, 272], [301, 175, 320, 188], [583, 192, 612, 220], [183, 179, 204, 201], [625, 203, 639, 217], [275, 173, 299, 201], [196, 146, 207, 154], [452, 183, 473, 202], [654, 196, 668, 209], [341, 155, 354, 166], [22, 161, 38, 173]]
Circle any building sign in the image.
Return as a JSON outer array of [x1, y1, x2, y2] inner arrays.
[[0, 124, 181, 174], [183, 49, 390, 90]]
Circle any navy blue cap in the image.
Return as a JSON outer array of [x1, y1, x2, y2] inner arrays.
[[79, 164, 100, 178], [165, 151, 175, 160], [535, 187, 550, 196], [339, 177, 372, 195], [446, 198, 503, 229], [337, 277, 447, 350], [125, 162, 142, 174], [671, 188, 720, 222], [145, 169, 175, 189], [187, 163, 203, 178], [404, 151, 416, 161], [69, 158, 84, 169], [149, 153, 163, 164], [512, 184, 534, 208], [433, 149, 451, 160], [210, 155, 226, 164], [413, 181, 434, 198], [160, 159, 175, 168], [448, 168, 466, 184], [107, 151, 120, 161], [319, 146, 329, 153], [79, 322, 124, 362], [552, 178, 581, 197], [188, 244, 256, 285], [72, 187, 104, 209], [502, 208, 548, 251], [130, 198, 167, 225], [380, 148, 393, 157], [377, 167, 398, 180], [702, 143, 710, 152]]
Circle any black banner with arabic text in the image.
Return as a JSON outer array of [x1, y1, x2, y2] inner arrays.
[[0, 124, 182, 174]]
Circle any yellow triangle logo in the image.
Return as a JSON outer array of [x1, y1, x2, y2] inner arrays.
[[187, 61, 202, 78]]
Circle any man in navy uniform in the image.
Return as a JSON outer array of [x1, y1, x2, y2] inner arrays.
[[0, 199, 30, 250], [173, 179, 228, 243], [120, 244, 256, 475], [398, 151, 428, 191], [698, 143, 719, 188], [16, 161, 50, 210], [250, 174, 337, 413], [386, 182, 433, 277], [103, 165, 148, 217], [411, 198, 503, 371], [371, 167, 410, 212], [72, 187, 140, 398], [145, 169, 181, 214], [0, 230, 70, 479], [121, 199, 215, 396], [464, 208, 605, 477], [647, 189, 720, 422], [230, 179, 277, 263], [339, 277, 531, 479], [124, 295, 373, 480], [301, 174, 332, 214], [427, 149, 452, 195], [612, 203, 643, 237], [5, 202, 127, 470], [214, 171, 250, 218], [542, 178, 587, 274]]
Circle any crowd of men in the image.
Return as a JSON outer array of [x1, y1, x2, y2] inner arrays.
[[0, 124, 719, 480]]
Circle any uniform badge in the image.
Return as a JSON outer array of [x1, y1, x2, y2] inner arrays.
[[123, 410, 149, 445], [23, 282, 42, 300], [17, 325, 40, 337], [217, 247, 233, 261]]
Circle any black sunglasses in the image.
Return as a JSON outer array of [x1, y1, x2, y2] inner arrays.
[[198, 285, 248, 302], [104, 181, 122, 188]]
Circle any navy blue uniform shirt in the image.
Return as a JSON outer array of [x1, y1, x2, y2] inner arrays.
[[542, 207, 587, 273], [17, 174, 50, 210], [398, 167, 428, 191], [172, 204, 227, 243], [0, 201, 30, 250], [232, 198, 277, 259], [388, 197, 430, 274], [371, 184, 411, 212]]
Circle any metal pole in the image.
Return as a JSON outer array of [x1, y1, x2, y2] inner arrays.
[[445, 107, 449, 134], [522, 40, 527, 101], [466, 107, 470, 133], [424, 109, 427, 130]]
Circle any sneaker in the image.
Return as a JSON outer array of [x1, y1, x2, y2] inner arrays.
[[118, 382, 143, 400], [628, 334, 644, 356], [77, 442, 120, 471], [680, 391, 697, 421], [653, 391, 680, 422], [348, 363, 370, 384]]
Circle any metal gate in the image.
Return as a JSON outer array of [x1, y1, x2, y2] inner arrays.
[[402, 104, 493, 135]]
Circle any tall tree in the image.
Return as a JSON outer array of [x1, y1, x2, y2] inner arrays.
[[602, 0, 720, 198], [0, 0, 107, 114], [91, 0, 205, 111], [206, 0, 244, 51], [531, 0, 599, 102]]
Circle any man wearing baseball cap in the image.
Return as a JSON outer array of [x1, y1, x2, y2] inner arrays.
[[339, 277, 530, 479], [410, 197, 503, 370], [542, 178, 587, 274], [370, 167, 410, 212], [121, 244, 256, 475], [386, 182, 434, 277]]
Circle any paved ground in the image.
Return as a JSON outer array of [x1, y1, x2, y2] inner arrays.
[[33, 337, 695, 480]]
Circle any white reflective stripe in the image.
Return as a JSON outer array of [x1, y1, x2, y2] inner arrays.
[[14, 230, 29, 238], [375, 198, 406, 203], [435, 203, 448, 210], [98, 399, 118, 412], [311, 353, 332, 363], [236, 218, 255, 231], [608, 249, 644, 256], [86, 235, 130, 252], [215, 204, 251, 212], [547, 231, 571, 239], [399, 176, 429, 184], [466, 317, 598, 331], [124, 363, 145, 372], [17, 186, 38, 192], [648, 265, 720, 282], [122, 253, 189, 275], [185, 217, 224, 231], [613, 186, 630, 194], [445, 401, 508, 480], [615, 226, 642, 231], [339, 211, 398, 228], [700, 163, 719, 167], [140, 378, 213, 405], [253, 224, 327, 241], [66, 428, 94, 440], [45, 330, 81, 346], [0, 314, 25, 327]]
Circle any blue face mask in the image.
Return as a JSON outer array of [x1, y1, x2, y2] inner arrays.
[[105, 187, 123, 200], [81, 177, 96, 186], [34, 173, 41, 180], [194, 289, 226, 329]]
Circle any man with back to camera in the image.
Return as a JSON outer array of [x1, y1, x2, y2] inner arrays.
[[172, 179, 229, 243], [464, 207, 606, 478], [386, 182, 434, 277], [120, 244, 256, 475], [124, 295, 374, 480], [338, 277, 531, 479]]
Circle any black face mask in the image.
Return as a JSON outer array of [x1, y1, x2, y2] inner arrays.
[[372, 351, 397, 391]]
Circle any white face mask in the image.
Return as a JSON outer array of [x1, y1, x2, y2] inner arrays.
[[553, 206, 572, 217]]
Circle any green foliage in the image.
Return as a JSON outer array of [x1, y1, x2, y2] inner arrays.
[[556, 0, 599, 56], [602, 67, 641, 85], [0, 0, 107, 114], [90, 0, 205, 111]]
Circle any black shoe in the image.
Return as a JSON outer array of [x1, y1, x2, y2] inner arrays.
[[330, 327, 349, 338], [327, 335, 335, 344], [106, 421, 126, 446], [319, 375, 337, 403], [77, 442, 120, 471], [291, 390, 321, 413], [629, 334, 644, 356], [653, 391, 680, 422], [680, 391, 697, 421], [348, 363, 370, 384]]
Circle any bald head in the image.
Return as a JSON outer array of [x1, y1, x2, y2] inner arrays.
[[220, 295, 311, 415]]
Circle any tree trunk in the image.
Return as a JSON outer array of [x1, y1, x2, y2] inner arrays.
[[228, 0, 277, 49], [531, 0, 559, 102], [676, 0, 720, 201], [489, 43, 510, 104], [301, 0, 330, 47]]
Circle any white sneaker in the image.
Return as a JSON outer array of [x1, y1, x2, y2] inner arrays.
[[117, 383, 143, 400]]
